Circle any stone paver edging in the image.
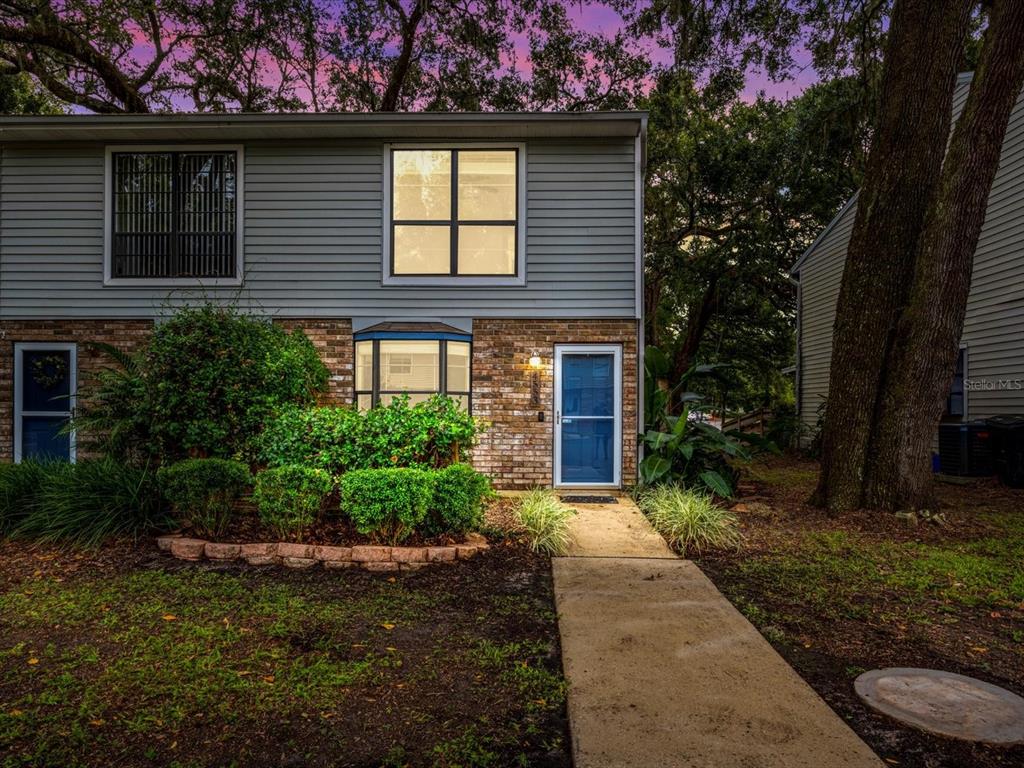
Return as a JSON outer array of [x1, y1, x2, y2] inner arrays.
[[156, 533, 488, 572]]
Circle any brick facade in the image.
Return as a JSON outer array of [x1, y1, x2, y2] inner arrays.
[[2, 317, 639, 489], [0, 319, 153, 462], [472, 319, 639, 489], [273, 318, 354, 406]]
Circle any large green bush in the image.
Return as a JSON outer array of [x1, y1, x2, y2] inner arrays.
[[75, 304, 329, 464], [10, 459, 168, 547], [426, 463, 491, 535], [261, 395, 481, 475], [157, 458, 252, 537], [340, 468, 434, 544], [253, 465, 333, 540]]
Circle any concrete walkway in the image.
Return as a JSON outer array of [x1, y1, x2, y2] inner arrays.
[[553, 497, 883, 768]]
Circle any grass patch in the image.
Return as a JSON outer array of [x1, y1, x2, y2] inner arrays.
[[469, 639, 566, 716], [0, 552, 569, 768], [744, 461, 819, 490], [732, 521, 1024, 631], [0, 570, 389, 757]]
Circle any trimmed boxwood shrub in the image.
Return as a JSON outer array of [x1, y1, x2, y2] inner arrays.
[[340, 468, 434, 544], [425, 463, 491, 535], [253, 465, 333, 540], [157, 458, 251, 537], [260, 395, 481, 475]]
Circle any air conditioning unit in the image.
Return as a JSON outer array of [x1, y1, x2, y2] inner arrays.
[[986, 415, 1024, 489], [938, 422, 994, 477]]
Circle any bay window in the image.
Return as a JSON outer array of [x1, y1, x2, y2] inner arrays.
[[354, 330, 471, 410]]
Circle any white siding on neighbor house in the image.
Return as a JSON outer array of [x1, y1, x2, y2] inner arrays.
[[0, 138, 638, 319], [795, 78, 1024, 434]]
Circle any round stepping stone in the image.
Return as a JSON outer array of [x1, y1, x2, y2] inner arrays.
[[854, 668, 1024, 745]]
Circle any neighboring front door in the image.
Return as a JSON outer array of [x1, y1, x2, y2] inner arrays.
[[14, 343, 77, 463], [554, 344, 622, 487]]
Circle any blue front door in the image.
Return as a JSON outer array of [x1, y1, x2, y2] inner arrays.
[[555, 346, 620, 486]]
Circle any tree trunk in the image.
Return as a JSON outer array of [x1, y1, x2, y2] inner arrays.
[[671, 277, 719, 378], [863, 0, 1024, 510], [811, 0, 973, 512], [644, 271, 664, 348], [380, 1, 426, 111]]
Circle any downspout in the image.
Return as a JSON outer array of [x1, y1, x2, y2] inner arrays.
[[790, 272, 802, 432], [635, 118, 647, 482]]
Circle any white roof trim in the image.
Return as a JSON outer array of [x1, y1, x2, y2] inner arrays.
[[789, 191, 859, 277]]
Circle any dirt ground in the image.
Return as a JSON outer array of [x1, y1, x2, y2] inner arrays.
[[696, 455, 1024, 768], [0, 528, 569, 768]]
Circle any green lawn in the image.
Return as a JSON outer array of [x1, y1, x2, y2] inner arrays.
[[0, 546, 568, 768], [697, 458, 1024, 768]]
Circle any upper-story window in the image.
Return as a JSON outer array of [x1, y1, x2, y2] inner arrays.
[[106, 147, 242, 284], [386, 146, 525, 285]]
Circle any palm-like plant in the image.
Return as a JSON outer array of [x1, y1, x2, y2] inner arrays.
[[70, 342, 157, 466], [640, 346, 774, 496]]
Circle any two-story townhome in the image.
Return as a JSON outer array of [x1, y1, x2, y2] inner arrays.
[[0, 112, 646, 489]]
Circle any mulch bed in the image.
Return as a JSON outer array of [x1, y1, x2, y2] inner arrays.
[[0, 530, 570, 768], [696, 455, 1024, 768]]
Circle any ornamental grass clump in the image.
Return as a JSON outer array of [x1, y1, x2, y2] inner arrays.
[[0, 460, 55, 535], [635, 484, 740, 556], [514, 489, 575, 556], [11, 459, 167, 547]]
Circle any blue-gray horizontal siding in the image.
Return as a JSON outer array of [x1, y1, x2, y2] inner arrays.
[[0, 138, 637, 318], [797, 81, 1024, 431]]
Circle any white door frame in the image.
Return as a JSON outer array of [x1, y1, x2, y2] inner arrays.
[[554, 344, 622, 488], [13, 342, 77, 463]]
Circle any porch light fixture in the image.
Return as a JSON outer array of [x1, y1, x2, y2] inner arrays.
[[528, 355, 543, 411]]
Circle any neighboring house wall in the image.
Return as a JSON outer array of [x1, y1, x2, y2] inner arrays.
[[794, 79, 1024, 438], [0, 138, 637, 319]]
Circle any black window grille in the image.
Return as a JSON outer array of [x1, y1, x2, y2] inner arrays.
[[111, 151, 238, 280]]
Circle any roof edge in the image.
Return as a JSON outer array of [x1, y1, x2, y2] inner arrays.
[[790, 191, 859, 277]]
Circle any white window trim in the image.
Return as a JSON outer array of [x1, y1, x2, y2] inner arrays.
[[13, 342, 77, 464], [554, 344, 623, 488], [382, 142, 527, 287], [103, 144, 245, 287]]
